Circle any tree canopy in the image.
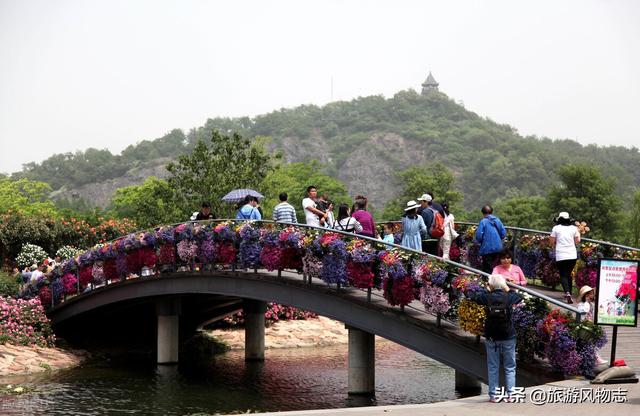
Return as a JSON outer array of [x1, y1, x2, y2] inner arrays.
[[166, 131, 280, 218], [261, 161, 351, 223]]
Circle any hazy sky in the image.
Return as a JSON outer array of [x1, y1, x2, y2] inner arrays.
[[1, 0, 639, 174]]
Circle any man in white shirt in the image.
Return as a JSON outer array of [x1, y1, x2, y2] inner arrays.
[[302, 185, 327, 227]]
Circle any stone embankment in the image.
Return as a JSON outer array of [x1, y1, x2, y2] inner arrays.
[[209, 316, 352, 349], [0, 344, 88, 377]]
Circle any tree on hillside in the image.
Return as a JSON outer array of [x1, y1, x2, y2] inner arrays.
[[626, 189, 640, 247], [547, 164, 622, 240], [260, 161, 351, 223], [493, 195, 550, 230], [110, 177, 183, 228], [381, 163, 463, 221], [166, 131, 280, 218], [0, 178, 57, 217]]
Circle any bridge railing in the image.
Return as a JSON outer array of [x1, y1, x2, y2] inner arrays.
[[30, 219, 609, 377], [380, 220, 639, 290]]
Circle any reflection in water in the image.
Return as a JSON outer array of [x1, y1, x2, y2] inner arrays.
[[0, 340, 463, 415]]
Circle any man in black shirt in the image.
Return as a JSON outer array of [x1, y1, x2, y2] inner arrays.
[[195, 201, 216, 220]]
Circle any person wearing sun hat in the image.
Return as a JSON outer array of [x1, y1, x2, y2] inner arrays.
[[401, 200, 427, 251], [576, 285, 608, 365], [577, 285, 595, 320], [550, 211, 581, 304]]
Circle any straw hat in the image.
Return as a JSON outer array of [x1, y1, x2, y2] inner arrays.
[[404, 200, 421, 211], [579, 285, 594, 302]]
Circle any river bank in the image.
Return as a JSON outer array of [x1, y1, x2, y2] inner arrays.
[[208, 316, 368, 350], [0, 344, 88, 379]]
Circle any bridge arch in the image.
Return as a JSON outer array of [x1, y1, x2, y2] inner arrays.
[[49, 268, 558, 387]]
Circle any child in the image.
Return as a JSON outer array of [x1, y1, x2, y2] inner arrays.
[[381, 223, 395, 248], [577, 285, 608, 365]]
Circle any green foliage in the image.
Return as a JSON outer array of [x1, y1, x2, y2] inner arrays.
[[111, 177, 183, 228], [625, 189, 640, 247], [261, 161, 351, 222], [0, 270, 20, 297], [547, 164, 622, 240], [0, 213, 53, 265], [0, 178, 57, 217], [381, 163, 463, 220], [166, 131, 280, 218], [493, 195, 550, 230]]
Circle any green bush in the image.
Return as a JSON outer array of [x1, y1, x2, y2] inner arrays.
[[0, 270, 20, 297]]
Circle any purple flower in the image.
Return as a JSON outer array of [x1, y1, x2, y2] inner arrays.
[[157, 227, 175, 244], [387, 262, 407, 280], [261, 230, 280, 246], [198, 239, 216, 263], [240, 225, 260, 241], [321, 254, 348, 285], [116, 254, 128, 277], [239, 241, 262, 268], [430, 269, 448, 286], [141, 232, 157, 247]]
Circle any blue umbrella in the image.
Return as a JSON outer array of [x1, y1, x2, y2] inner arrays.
[[221, 188, 264, 203]]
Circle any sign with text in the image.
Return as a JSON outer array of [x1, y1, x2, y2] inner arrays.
[[594, 258, 638, 326]]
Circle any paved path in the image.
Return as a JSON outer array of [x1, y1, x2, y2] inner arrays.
[[252, 379, 639, 416]]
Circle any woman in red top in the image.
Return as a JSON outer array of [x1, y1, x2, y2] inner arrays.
[[491, 250, 527, 287], [351, 196, 377, 238]]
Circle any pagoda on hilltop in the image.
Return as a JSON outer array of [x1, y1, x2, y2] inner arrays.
[[421, 71, 439, 95]]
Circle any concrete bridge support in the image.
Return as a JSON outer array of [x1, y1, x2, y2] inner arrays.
[[347, 325, 375, 395], [156, 298, 181, 364], [455, 370, 482, 396], [244, 299, 267, 361]]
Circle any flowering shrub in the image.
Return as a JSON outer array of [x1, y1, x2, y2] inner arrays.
[[0, 296, 55, 347], [221, 302, 318, 327], [55, 245, 82, 261], [15, 243, 48, 269]]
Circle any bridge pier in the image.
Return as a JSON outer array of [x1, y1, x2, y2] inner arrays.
[[156, 298, 181, 364], [243, 299, 267, 361], [455, 370, 481, 396], [347, 325, 375, 395]]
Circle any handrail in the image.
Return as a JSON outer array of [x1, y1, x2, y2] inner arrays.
[[380, 219, 639, 252], [85, 219, 583, 317], [455, 221, 640, 252]]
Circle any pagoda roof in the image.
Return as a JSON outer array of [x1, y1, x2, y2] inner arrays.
[[423, 71, 438, 86]]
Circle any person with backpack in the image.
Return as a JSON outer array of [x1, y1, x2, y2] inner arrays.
[[471, 274, 523, 402], [417, 193, 444, 255], [236, 195, 262, 220], [475, 205, 507, 274], [332, 203, 362, 233]]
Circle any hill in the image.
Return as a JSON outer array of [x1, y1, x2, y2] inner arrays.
[[14, 89, 640, 212]]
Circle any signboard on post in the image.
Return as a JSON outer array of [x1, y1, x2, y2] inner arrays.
[[594, 258, 638, 327]]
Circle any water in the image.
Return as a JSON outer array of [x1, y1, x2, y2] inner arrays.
[[0, 341, 465, 415]]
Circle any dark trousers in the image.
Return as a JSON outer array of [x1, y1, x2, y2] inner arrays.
[[481, 253, 500, 274], [556, 259, 577, 294], [422, 239, 439, 255]]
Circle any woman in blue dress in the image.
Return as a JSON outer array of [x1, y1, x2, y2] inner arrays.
[[401, 200, 427, 251]]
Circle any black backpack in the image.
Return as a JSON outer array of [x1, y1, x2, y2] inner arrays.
[[485, 292, 511, 341]]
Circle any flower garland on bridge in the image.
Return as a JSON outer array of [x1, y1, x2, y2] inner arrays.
[[21, 220, 618, 378]]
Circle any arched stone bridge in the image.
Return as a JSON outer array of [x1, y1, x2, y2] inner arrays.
[[49, 265, 560, 394]]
